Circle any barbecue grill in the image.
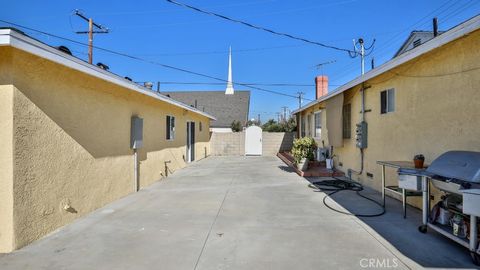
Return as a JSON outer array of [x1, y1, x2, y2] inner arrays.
[[398, 151, 480, 265]]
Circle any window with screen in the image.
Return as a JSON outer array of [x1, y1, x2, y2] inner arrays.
[[343, 104, 351, 139], [380, 89, 395, 114], [314, 111, 322, 138], [166, 115, 175, 140]]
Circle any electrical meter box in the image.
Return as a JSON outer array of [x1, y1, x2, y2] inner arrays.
[[355, 121, 368, 149], [131, 116, 143, 149]]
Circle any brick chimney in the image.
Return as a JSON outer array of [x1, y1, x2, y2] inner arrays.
[[315, 76, 328, 99]]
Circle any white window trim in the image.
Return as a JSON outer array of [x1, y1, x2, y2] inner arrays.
[[166, 115, 175, 141], [381, 88, 395, 115]]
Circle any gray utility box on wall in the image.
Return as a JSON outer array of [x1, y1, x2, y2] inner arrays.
[[355, 121, 368, 149], [131, 116, 143, 149]]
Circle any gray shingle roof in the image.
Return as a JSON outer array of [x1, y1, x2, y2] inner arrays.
[[394, 31, 445, 58], [162, 91, 250, 128]]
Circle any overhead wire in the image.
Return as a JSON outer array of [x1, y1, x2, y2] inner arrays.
[[0, 19, 311, 101], [165, 0, 355, 54], [128, 43, 310, 57], [329, 0, 463, 85], [441, 0, 480, 25], [88, 0, 277, 16], [152, 81, 337, 87]]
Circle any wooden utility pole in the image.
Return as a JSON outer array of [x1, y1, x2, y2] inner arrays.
[[74, 10, 109, 64], [88, 18, 93, 64]]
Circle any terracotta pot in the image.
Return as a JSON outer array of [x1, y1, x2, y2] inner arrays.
[[414, 159, 424, 169]]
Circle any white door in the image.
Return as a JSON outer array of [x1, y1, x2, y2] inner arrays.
[[245, 126, 262, 156]]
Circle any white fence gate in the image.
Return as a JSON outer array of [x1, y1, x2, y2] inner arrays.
[[245, 126, 262, 156]]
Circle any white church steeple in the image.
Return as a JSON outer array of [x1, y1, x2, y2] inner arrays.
[[225, 46, 234, 95]]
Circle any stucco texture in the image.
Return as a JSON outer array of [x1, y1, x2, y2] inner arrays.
[[299, 29, 480, 207], [0, 84, 14, 253], [0, 47, 211, 252]]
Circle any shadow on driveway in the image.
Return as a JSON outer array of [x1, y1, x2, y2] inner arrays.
[[304, 176, 478, 269]]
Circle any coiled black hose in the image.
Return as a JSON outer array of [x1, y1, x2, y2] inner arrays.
[[309, 177, 385, 217]]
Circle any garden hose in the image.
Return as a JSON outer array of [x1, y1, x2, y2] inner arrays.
[[309, 176, 386, 217]]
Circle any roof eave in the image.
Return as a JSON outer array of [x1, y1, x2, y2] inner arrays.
[[292, 15, 480, 115], [0, 29, 216, 121]]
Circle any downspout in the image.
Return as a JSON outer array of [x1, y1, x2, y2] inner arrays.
[[348, 83, 367, 179], [134, 149, 139, 192]]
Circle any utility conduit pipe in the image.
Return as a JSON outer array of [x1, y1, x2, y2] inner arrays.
[[134, 149, 139, 192], [348, 83, 369, 179]]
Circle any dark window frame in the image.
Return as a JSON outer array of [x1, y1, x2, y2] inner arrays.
[[342, 103, 351, 139], [166, 115, 175, 140], [300, 115, 306, 137], [380, 88, 395, 114]]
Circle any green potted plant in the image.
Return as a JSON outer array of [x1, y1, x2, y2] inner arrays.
[[291, 137, 317, 171]]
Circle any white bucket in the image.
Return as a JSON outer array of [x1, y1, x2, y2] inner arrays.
[[326, 158, 333, 169]]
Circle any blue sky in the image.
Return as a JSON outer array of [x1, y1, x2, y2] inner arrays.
[[1, 0, 479, 121]]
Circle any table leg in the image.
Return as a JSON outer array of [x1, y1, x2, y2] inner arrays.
[[422, 177, 429, 226], [382, 165, 386, 207], [470, 215, 478, 253], [402, 188, 407, 219]]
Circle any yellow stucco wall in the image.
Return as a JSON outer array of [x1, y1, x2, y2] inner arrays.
[[0, 85, 14, 253], [299, 29, 480, 207], [0, 47, 211, 252]]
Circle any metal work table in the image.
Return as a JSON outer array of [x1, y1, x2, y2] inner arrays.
[[377, 161, 425, 218]]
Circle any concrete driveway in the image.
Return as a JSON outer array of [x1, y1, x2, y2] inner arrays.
[[0, 156, 476, 269]]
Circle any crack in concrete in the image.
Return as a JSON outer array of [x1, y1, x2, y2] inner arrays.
[[193, 163, 236, 270]]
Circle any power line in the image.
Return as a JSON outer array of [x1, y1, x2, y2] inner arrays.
[[134, 44, 308, 57], [441, 0, 480, 25], [86, 0, 276, 16], [330, 0, 462, 84], [0, 19, 311, 101], [369, 0, 460, 61], [148, 81, 337, 87], [395, 66, 480, 78], [165, 0, 355, 54]]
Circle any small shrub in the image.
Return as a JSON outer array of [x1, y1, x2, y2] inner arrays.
[[291, 137, 317, 163], [261, 117, 297, 132], [231, 120, 242, 132]]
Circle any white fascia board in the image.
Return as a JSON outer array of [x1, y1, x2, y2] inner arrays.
[[0, 29, 216, 121], [292, 15, 480, 115]]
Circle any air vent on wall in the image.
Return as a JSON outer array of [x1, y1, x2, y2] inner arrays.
[[413, 39, 421, 48]]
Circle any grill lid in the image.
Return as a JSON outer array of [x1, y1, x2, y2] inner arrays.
[[426, 151, 480, 183]]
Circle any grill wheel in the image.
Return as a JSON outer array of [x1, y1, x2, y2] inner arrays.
[[418, 225, 427, 233]]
